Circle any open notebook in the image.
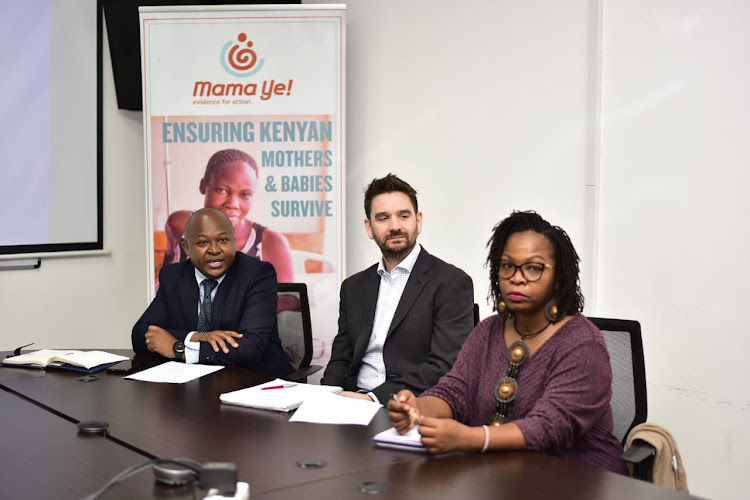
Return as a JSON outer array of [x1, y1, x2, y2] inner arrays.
[[2, 349, 129, 373], [373, 426, 426, 452], [219, 379, 343, 412]]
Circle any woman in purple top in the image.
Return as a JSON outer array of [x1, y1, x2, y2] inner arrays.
[[388, 211, 626, 474]]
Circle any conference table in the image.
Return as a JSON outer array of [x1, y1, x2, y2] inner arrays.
[[0, 351, 702, 500]]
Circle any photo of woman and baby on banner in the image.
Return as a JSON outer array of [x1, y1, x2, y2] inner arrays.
[[141, 6, 345, 369]]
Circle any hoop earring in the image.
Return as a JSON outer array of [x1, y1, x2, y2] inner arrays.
[[496, 300, 507, 314], [544, 300, 561, 323]]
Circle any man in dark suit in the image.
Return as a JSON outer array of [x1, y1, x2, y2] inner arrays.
[[132, 208, 293, 377], [321, 174, 474, 403]]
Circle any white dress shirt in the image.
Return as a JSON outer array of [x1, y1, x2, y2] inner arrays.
[[184, 269, 226, 364], [357, 244, 422, 402]]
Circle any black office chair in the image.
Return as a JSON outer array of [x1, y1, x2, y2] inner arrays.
[[589, 317, 656, 481], [588, 317, 647, 445], [473, 303, 480, 326], [277, 283, 322, 383]]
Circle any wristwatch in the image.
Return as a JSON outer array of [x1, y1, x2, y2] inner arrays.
[[173, 340, 186, 360]]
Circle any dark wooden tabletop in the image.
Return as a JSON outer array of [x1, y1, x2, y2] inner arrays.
[[0, 364, 47, 382], [0, 351, 703, 500], [1, 353, 413, 495], [0, 389, 161, 500], [254, 448, 699, 500]]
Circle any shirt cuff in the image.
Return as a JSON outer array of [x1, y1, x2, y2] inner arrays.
[[355, 388, 380, 404], [184, 332, 200, 365]]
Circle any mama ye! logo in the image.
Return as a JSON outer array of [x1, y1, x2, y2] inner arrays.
[[220, 33, 264, 77]]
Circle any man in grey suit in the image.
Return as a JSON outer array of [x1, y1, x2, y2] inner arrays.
[[322, 174, 474, 403]]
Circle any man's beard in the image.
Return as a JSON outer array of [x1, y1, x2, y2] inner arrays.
[[375, 231, 417, 262]]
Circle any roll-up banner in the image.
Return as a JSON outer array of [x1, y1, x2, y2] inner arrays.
[[140, 5, 345, 371]]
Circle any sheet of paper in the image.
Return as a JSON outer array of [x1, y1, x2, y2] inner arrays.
[[124, 361, 224, 383], [289, 391, 381, 425]]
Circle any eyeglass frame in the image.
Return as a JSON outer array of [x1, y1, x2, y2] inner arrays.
[[497, 260, 554, 282]]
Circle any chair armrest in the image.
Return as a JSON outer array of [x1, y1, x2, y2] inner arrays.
[[622, 439, 656, 464], [283, 364, 323, 383], [621, 439, 656, 481]]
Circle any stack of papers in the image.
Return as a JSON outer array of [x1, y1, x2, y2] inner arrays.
[[1, 349, 129, 373], [373, 426, 426, 452], [220, 379, 343, 412]]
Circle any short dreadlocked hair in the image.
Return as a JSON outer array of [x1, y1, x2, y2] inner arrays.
[[486, 210, 584, 316], [363, 174, 418, 220], [203, 148, 258, 185]]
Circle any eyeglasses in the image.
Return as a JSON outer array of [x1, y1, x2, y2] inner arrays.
[[498, 260, 553, 282]]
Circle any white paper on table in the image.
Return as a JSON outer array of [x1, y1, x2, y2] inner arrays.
[[124, 361, 224, 383], [220, 379, 342, 412], [372, 426, 426, 452], [289, 391, 381, 425]]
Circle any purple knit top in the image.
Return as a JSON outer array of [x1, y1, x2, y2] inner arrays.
[[423, 314, 627, 474]]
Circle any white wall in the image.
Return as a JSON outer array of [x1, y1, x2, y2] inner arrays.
[[2, 1, 746, 497], [337, 0, 592, 311], [599, 1, 750, 497]]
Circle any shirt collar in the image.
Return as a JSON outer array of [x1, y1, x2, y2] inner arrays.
[[194, 268, 227, 288], [377, 243, 421, 276]]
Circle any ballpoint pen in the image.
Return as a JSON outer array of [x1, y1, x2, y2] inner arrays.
[[261, 383, 298, 390]]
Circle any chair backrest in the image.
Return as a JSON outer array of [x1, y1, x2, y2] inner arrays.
[[588, 317, 648, 445], [277, 283, 313, 370], [473, 303, 480, 326]]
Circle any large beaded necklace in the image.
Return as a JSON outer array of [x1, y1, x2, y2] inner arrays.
[[489, 315, 551, 426]]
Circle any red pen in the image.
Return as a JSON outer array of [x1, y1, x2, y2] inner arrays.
[[261, 383, 298, 390]]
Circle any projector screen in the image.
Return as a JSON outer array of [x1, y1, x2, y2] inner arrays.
[[0, 0, 102, 256]]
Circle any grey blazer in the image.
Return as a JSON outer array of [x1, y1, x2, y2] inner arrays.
[[321, 247, 474, 402]]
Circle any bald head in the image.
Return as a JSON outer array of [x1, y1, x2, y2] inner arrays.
[[181, 208, 236, 279], [184, 208, 233, 241]]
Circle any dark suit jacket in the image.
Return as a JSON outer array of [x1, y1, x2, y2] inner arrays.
[[132, 252, 293, 377], [321, 247, 474, 402]]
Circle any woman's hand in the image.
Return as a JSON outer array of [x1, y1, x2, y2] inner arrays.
[[387, 390, 420, 433], [416, 416, 484, 454]]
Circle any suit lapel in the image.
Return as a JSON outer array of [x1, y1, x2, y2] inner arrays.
[[387, 249, 430, 337], [352, 266, 381, 362], [179, 263, 200, 329], [212, 261, 237, 329]]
